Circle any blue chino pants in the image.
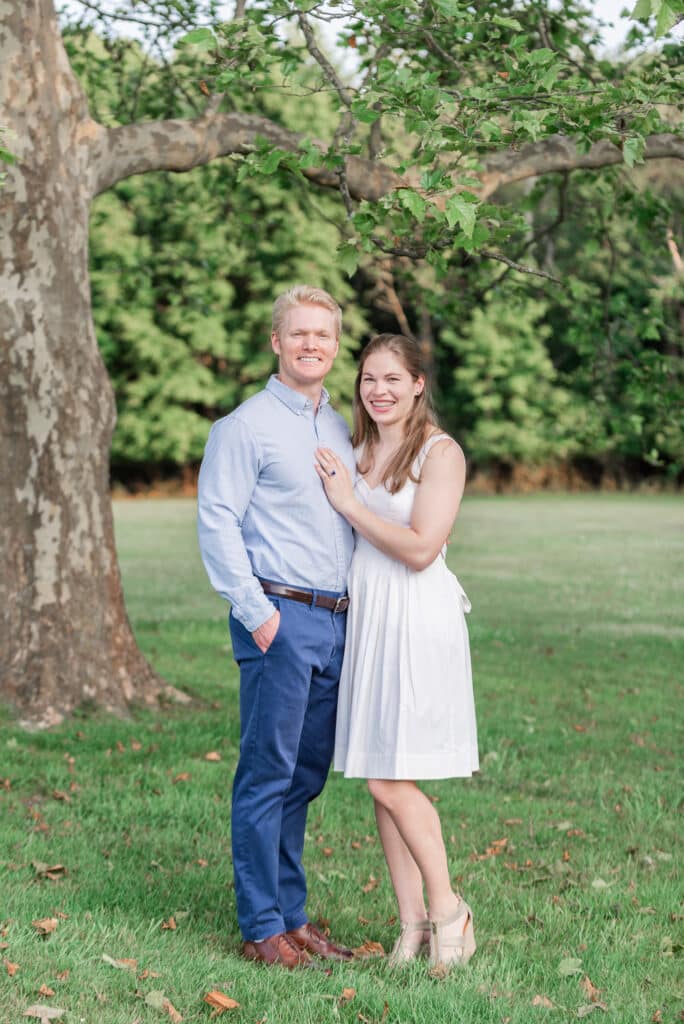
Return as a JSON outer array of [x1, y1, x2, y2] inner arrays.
[[229, 590, 346, 941]]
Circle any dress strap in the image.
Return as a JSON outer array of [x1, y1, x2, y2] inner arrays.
[[414, 432, 453, 474]]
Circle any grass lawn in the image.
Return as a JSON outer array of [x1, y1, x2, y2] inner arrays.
[[1, 494, 682, 1024]]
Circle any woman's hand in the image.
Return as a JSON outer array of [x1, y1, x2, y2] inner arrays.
[[314, 447, 357, 517]]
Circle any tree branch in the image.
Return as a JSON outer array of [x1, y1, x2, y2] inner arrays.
[[479, 250, 563, 284], [297, 12, 353, 110], [90, 111, 404, 198], [478, 134, 684, 199], [91, 110, 684, 214]]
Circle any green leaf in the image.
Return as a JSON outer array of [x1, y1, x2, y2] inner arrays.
[[492, 15, 523, 29], [259, 149, 285, 174], [445, 195, 478, 237], [655, 0, 679, 34], [337, 243, 359, 278], [631, 0, 652, 17], [622, 135, 645, 168], [527, 47, 555, 65], [0, 147, 16, 165], [479, 120, 502, 143], [435, 0, 461, 15], [420, 168, 446, 190], [540, 65, 561, 92], [350, 99, 381, 124], [177, 28, 215, 48], [398, 189, 427, 222]]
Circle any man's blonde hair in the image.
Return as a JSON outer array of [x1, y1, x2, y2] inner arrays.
[[271, 285, 342, 340]]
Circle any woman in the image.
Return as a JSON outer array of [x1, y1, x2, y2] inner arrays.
[[314, 334, 479, 974]]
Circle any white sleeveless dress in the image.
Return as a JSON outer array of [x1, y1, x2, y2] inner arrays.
[[333, 434, 479, 780]]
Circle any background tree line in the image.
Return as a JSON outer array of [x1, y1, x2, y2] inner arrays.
[[72, 25, 684, 488]]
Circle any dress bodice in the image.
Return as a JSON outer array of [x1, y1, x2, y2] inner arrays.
[[355, 433, 452, 528]]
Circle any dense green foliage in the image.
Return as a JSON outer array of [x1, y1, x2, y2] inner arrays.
[[62, 3, 684, 481], [1, 495, 682, 1021]]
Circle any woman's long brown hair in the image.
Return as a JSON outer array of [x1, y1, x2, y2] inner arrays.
[[352, 334, 440, 494]]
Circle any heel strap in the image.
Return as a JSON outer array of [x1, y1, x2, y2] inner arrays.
[[400, 919, 430, 932], [430, 901, 472, 951]]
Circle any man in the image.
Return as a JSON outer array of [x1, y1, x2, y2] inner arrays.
[[197, 285, 355, 968]]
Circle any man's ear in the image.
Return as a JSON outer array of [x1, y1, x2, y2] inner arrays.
[[271, 331, 280, 355]]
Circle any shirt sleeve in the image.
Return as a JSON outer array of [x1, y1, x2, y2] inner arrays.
[[197, 416, 276, 632]]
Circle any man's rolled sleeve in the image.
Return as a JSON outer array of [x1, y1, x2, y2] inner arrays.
[[197, 417, 275, 632]]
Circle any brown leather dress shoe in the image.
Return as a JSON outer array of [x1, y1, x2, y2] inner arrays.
[[242, 932, 313, 969], [286, 922, 353, 961]]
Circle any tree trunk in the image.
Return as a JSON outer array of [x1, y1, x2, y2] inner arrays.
[[1, 0, 682, 727], [0, 0, 160, 727]]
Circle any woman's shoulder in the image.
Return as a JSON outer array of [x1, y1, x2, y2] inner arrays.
[[421, 428, 464, 459], [416, 430, 465, 476]]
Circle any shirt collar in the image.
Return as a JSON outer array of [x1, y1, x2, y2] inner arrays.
[[266, 374, 330, 415]]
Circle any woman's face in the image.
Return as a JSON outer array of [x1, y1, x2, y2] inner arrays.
[[359, 348, 424, 430]]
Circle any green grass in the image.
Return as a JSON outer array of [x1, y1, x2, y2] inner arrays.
[[1, 495, 682, 1024]]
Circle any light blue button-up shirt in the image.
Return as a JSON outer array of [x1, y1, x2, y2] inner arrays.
[[197, 375, 355, 632]]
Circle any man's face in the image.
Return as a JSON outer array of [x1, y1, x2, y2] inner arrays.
[[271, 303, 339, 396]]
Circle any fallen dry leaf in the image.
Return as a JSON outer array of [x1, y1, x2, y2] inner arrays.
[[204, 752, 221, 762], [31, 918, 58, 937], [473, 836, 509, 861], [32, 863, 67, 882], [161, 917, 177, 931], [5, 960, 19, 976], [651, 1011, 663, 1023], [23, 1006, 65, 1022], [558, 957, 583, 977], [322, 847, 333, 857], [581, 975, 602, 1002], [351, 939, 385, 960], [338, 987, 356, 1006], [55, 970, 69, 981], [37, 986, 55, 998], [173, 772, 191, 784], [197, 859, 209, 868], [204, 991, 240, 1015], [361, 875, 379, 894], [504, 818, 523, 825], [131, 740, 143, 751], [531, 994, 555, 1008], [138, 969, 161, 980], [145, 992, 166, 1010], [102, 953, 137, 971], [51, 790, 70, 803], [163, 998, 182, 1022]]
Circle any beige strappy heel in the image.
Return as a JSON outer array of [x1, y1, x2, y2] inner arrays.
[[387, 919, 430, 967], [428, 900, 476, 975]]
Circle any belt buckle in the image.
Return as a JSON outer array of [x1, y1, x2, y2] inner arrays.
[[333, 596, 348, 613]]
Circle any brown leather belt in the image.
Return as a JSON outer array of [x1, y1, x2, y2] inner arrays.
[[258, 579, 349, 614]]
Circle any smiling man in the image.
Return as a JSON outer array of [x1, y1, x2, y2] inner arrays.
[[197, 285, 355, 968]]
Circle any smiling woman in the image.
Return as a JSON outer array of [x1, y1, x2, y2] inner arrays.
[[314, 333, 478, 975]]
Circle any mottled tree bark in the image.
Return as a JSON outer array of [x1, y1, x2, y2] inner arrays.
[[0, 0, 158, 726], [1, 0, 682, 726]]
